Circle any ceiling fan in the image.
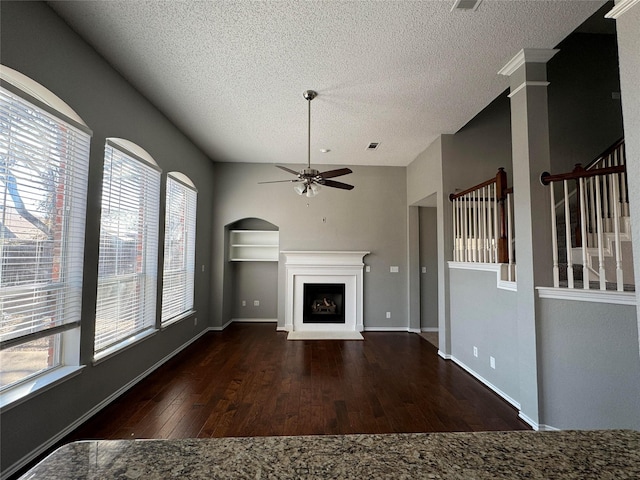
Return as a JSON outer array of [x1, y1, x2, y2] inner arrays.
[[259, 90, 354, 197]]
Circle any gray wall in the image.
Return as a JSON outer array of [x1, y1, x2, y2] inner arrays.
[[407, 138, 451, 351], [407, 95, 513, 354], [231, 261, 278, 319], [212, 162, 408, 330], [444, 94, 513, 189], [538, 298, 640, 430], [419, 207, 438, 329], [449, 268, 520, 404], [615, 1, 640, 353], [407, 137, 443, 207], [548, 33, 624, 173], [1, 2, 215, 474]]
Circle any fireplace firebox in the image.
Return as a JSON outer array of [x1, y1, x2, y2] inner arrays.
[[303, 283, 345, 324]]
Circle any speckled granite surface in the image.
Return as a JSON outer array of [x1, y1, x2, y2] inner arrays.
[[19, 430, 640, 479]]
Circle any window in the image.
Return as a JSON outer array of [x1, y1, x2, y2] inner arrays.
[[161, 173, 197, 324], [0, 79, 91, 392], [94, 139, 160, 356]]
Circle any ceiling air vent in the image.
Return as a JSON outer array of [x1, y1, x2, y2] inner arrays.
[[451, 0, 482, 11], [367, 142, 380, 150]]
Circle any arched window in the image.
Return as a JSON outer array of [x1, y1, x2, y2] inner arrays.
[[161, 172, 197, 325], [0, 66, 91, 395], [94, 138, 160, 357]]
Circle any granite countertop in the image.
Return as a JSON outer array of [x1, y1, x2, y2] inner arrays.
[[19, 430, 640, 479]]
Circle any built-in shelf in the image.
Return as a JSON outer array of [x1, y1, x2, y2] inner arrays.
[[229, 230, 279, 261]]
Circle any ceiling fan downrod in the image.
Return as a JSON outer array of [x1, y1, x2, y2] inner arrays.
[[303, 90, 317, 170]]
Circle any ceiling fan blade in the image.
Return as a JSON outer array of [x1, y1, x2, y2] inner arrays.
[[258, 179, 302, 184], [276, 165, 301, 176], [322, 179, 354, 190], [319, 168, 352, 179]]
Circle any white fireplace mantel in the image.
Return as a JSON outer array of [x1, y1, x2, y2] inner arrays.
[[282, 251, 369, 334]]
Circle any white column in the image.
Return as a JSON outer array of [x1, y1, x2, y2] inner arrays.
[[499, 48, 558, 428]]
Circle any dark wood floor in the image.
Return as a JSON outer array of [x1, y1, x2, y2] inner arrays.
[[65, 323, 529, 441]]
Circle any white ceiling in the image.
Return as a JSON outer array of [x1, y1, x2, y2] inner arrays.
[[48, 1, 606, 167]]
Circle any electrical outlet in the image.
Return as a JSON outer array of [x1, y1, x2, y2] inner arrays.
[[242, 300, 246, 307], [490, 356, 496, 369], [365, 265, 371, 272], [253, 300, 260, 307], [386, 312, 391, 319], [421, 266, 427, 273], [194, 317, 198, 326], [201, 264, 205, 272], [473, 346, 478, 357]]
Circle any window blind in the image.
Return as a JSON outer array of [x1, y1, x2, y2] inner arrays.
[[94, 143, 160, 354], [0, 87, 90, 346], [161, 174, 197, 323]]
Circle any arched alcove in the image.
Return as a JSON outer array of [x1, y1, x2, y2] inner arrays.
[[223, 218, 279, 324]]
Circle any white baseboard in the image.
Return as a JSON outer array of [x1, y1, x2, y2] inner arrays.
[[518, 412, 541, 431], [438, 350, 451, 360], [363, 326, 410, 332], [537, 423, 560, 431], [210, 319, 233, 331], [449, 355, 521, 411], [408, 328, 421, 334], [232, 318, 277, 323], [448, 354, 546, 431], [421, 327, 438, 332], [4, 328, 211, 479]]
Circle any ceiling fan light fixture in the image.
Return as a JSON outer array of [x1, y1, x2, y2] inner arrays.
[[308, 183, 321, 196], [294, 183, 307, 195]]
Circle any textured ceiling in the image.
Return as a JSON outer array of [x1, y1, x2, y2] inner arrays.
[[48, 1, 606, 167]]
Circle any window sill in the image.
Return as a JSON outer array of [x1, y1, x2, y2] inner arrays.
[[161, 310, 197, 329], [0, 365, 85, 411], [93, 328, 157, 365]]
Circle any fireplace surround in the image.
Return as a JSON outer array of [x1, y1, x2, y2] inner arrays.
[[282, 251, 369, 335]]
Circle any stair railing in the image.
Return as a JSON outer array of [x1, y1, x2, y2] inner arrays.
[[553, 139, 627, 245], [450, 168, 513, 275], [541, 155, 629, 291]]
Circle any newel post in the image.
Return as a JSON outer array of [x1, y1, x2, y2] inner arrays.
[[496, 167, 509, 263]]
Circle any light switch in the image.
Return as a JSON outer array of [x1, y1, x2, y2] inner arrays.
[[390, 266, 399, 273]]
